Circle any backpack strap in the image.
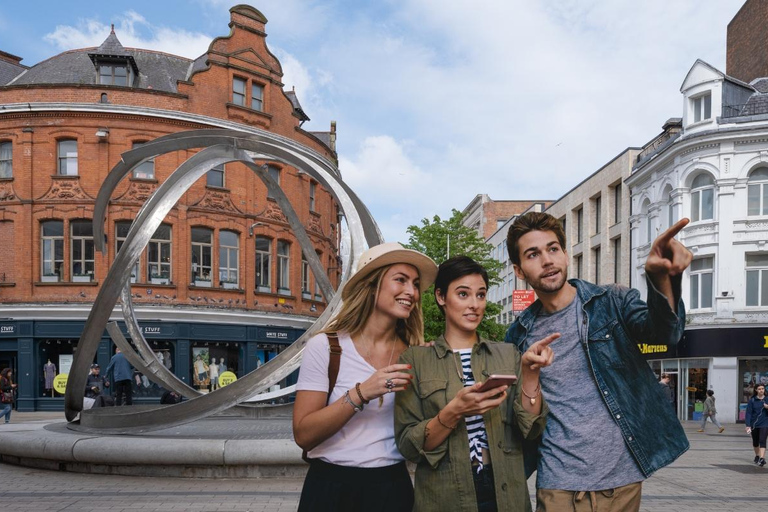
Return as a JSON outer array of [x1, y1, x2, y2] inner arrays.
[[302, 332, 342, 463]]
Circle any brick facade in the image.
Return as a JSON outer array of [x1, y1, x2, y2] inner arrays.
[[0, 6, 340, 319], [727, 0, 768, 84]]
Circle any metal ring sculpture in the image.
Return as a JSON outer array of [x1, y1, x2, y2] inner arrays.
[[64, 128, 383, 433]]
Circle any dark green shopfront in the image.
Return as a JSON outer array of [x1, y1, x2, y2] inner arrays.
[[0, 319, 302, 411]]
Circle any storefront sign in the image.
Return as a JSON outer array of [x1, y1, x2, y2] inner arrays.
[[218, 371, 237, 387], [142, 326, 162, 334], [53, 373, 68, 394], [512, 291, 536, 312], [59, 354, 73, 375], [0, 324, 15, 334], [641, 327, 768, 360], [637, 344, 668, 355], [265, 331, 289, 340]]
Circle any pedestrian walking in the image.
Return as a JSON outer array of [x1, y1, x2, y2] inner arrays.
[[0, 368, 15, 423], [105, 347, 134, 406], [745, 383, 768, 467], [697, 390, 724, 433]]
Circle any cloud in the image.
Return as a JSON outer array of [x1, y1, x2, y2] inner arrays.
[[43, 10, 212, 59]]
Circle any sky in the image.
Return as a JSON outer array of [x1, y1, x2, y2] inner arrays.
[[0, 0, 748, 243]]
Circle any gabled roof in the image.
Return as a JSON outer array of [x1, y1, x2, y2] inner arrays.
[[87, 27, 138, 74], [680, 59, 754, 93], [0, 57, 27, 86]]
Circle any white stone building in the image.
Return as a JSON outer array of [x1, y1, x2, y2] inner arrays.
[[627, 58, 768, 423]]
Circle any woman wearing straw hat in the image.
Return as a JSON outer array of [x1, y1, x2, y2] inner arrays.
[[395, 256, 555, 512], [293, 242, 438, 512]]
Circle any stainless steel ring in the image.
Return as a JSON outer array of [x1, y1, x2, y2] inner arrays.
[[385, 378, 395, 390]]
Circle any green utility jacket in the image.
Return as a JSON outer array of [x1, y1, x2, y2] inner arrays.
[[395, 335, 548, 512]]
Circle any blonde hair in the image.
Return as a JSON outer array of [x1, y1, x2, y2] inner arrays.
[[324, 264, 425, 346]]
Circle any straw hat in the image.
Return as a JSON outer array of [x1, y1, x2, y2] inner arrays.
[[341, 242, 438, 300]]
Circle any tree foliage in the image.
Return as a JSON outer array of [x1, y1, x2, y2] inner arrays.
[[403, 209, 507, 342]]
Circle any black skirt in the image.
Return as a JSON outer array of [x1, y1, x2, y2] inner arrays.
[[298, 459, 414, 512]]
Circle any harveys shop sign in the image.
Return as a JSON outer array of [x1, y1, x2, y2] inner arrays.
[[638, 327, 768, 359]]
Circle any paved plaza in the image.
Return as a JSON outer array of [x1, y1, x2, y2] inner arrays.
[[0, 413, 766, 511]]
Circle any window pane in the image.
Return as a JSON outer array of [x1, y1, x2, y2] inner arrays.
[[701, 272, 713, 308], [763, 184, 768, 215], [43, 221, 63, 237], [220, 230, 238, 247], [0, 142, 11, 178], [702, 189, 714, 220], [694, 97, 702, 123], [691, 191, 700, 221], [251, 84, 263, 111], [763, 270, 768, 306], [191, 227, 212, 244], [207, 168, 224, 187], [153, 224, 171, 240], [690, 275, 699, 309], [746, 253, 768, 267], [747, 270, 759, 306], [704, 94, 711, 119], [748, 184, 760, 216], [71, 220, 92, 237], [691, 257, 713, 272], [256, 237, 270, 252]]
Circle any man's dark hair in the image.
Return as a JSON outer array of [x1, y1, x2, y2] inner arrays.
[[706, 389, 714, 397], [506, 211, 567, 266], [434, 256, 488, 315]]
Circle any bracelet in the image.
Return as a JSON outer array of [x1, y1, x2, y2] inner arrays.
[[521, 383, 541, 405], [436, 410, 457, 430], [343, 390, 363, 412], [355, 382, 370, 405]]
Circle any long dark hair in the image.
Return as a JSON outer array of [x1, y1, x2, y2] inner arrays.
[[0, 368, 11, 382]]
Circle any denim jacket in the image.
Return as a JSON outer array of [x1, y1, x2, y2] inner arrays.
[[505, 277, 689, 478]]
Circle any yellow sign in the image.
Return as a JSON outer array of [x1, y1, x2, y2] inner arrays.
[[218, 371, 237, 387], [764, 335, 768, 349], [637, 344, 668, 355], [278, 298, 286, 304], [53, 373, 68, 394], [686, 386, 697, 392]]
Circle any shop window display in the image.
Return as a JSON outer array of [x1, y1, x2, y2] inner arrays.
[[191, 342, 241, 392], [740, 359, 768, 421], [38, 339, 76, 397], [128, 340, 175, 399]]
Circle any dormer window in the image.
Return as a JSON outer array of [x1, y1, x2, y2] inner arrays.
[[99, 62, 132, 86], [692, 93, 712, 123]]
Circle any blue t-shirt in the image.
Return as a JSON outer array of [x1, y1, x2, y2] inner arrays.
[[525, 294, 645, 491]]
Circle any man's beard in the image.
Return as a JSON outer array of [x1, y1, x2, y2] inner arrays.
[[524, 267, 567, 294]]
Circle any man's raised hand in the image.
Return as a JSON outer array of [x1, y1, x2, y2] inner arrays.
[[645, 218, 692, 278]]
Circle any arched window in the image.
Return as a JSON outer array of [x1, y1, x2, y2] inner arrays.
[[662, 186, 675, 229], [41, 220, 64, 282], [691, 173, 714, 222], [219, 230, 239, 288], [255, 236, 272, 292], [747, 168, 768, 216], [71, 220, 95, 281], [191, 227, 213, 286], [641, 199, 652, 244], [148, 224, 172, 284]]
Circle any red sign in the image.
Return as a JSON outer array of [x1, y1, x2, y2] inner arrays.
[[512, 290, 536, 312]]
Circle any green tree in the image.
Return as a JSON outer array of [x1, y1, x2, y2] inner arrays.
[[403, 209, 507, 342]]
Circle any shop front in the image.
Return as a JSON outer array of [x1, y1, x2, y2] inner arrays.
[[642, 326, 768, 423], [0, 319, 304, 411]]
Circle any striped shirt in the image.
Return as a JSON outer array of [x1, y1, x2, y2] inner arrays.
[[456, 348, 488, 472]]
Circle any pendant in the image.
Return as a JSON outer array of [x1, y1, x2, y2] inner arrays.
[[529, 398, 536, 405], [378, 396, 384, 408]]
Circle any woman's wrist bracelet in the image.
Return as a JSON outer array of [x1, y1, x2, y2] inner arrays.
[[354, 382, 370, 405], [521, 383, 541, 405], [436, 410, 457, 430], [343, 390, 363, 412]]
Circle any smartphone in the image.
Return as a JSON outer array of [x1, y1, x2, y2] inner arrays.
[[476, 374, 518, 393]]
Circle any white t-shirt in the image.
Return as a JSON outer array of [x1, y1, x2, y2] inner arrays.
[[296, 332, 404, 467]]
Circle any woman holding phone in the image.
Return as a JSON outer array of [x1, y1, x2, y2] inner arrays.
[[395, 256, 556, 512], [293, 242, 438, 512]]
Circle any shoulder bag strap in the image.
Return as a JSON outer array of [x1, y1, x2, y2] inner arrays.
[[302, 332, 342, 463]]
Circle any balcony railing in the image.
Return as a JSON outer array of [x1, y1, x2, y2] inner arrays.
[[722, 102, 768, 119]]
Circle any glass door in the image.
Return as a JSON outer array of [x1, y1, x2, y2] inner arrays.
[[681, 359, 709, 421]]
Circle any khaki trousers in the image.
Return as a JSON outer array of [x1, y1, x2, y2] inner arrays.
[[536, 482, 642, 512]]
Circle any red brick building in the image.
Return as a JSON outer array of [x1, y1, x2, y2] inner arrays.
[[0, 5, 341, 410]]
